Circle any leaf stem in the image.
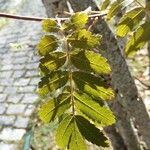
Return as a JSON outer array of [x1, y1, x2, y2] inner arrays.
[[0, 12, 106, 22], [64, 37, 75, 115]]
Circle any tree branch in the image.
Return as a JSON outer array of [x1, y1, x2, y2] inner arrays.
[[0, 12, 106, 22], [0, 13, 46, 21]]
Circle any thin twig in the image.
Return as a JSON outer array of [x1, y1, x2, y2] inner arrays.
[[0, 12, 107, 22], [134, 76, 150, 89]]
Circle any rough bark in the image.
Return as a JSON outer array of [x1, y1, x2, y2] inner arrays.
[[42, 0, 150, 149], [94, 14, 150, 150], [104, 125, 127, 150], [146, 0, 150, 77]]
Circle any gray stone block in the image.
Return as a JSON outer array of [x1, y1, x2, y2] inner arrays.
[[6, 104, 26, 115], [7, 94, 23, 103], [24, 105, 35, 116], [13, 70, 25, 78], [0, 103, 8, 114], [0, 142, 17, 150], [0, 128, 26, 141], [14, 117, 29, 128], [21, 94, 38, 104], [0, 94, 7, 102], [14, 78, 30, 86], [0, 116, 15, 126]]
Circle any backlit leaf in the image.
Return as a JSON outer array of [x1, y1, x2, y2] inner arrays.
[[68, 29, 101, 49], [38, 93, 71, 123], [56, 115, 86, 150], [37, 35, 58, 56], [73, 71, 114, 100], [71, 50, 111, 74], [126, 22, 150, 57], [74, 92, 116, 126], [117, 7, 145, 37], [38, 71, 68, 96], [101, 0, 110, 10], [76, 115, 109, 147], [39, 52, 66, 74], [107, 0, 123, 20], [42, 19, 59, 32]]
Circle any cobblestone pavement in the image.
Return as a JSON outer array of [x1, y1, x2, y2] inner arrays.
[[0, 0, 46, 149]]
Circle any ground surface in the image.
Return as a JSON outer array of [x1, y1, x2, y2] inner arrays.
[[0, 0, 46, 149]]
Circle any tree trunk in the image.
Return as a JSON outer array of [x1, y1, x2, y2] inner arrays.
[[42, 0, 150, 149], [146, 0, 150, 77]]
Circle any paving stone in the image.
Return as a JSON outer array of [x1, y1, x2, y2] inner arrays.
[[0, 71, 13, 78], [12, 64, 25, 70], [24, 105, 35, 116], [0, 142, 17, 150], [25, 70, 38, 77], [21, 94, 38, 104], [1, 64, 13, 71], [0, 103, 8, 114], [1, 58, 13, 65], [4, 87, 17, 94], [0, 116, 15, 126], [6, 104, 26, 115], [0, 79, 14, 86], [0, 128, 26, 141], [14, 117, 29, 128], [13, 57, 28, 64], [25, 63, 39, 70], [13, 70, 25, 78], [17, 86, 36, 93], [13, 51, 26, 57], [0, 86, 4, 93], [13, 78, 30, 86], [0, 94, 7, 102], [30, 77, 40, 85], [7, 94, 23, 103]]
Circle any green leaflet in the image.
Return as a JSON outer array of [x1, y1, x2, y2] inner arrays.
[[68, 29, 101, 49], [73, 71, 114, 100], [116, 7, 145, 37], [38, 93, 71, 123], [63, 12, 88, 30], [36, 35, 58, 56], [39, 52, 66, 74], [71, 13, 88, 29], [101, 0, 110, 10], [71, 50, 111, 74], [56, 115, 86, 150], [76, 115, 109, 147], [74, 92, 116, 126], [38, 71, 68, 96], [107, 0, 123, 20], [126, 22, 150, 57], [42, 19, 60, 32]]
